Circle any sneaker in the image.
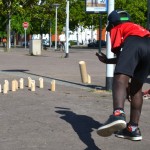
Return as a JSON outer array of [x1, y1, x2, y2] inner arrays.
[[143, 94, 150, 100], [143, 89, 150, 95], [115, 127, 142, 141], [143, 89, 150, 100], [97, 114, 126, 137]]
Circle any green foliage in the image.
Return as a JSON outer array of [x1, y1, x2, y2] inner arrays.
[[115, 0, 147, 27], [0, 15, 7, 37], [0, 0, 148, 38]]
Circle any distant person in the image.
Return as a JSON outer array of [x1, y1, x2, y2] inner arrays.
[[88, 39, 91, 44], [96, 9, 150, 141], [2, 37, 7, 47], [59, 32, 66, 51]]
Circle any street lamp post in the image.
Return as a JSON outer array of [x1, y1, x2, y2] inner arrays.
[[7, 13, 11, 51], [49, 7, 52, 49], [53, 3, 60, 50], [6, 1, 11, 51]]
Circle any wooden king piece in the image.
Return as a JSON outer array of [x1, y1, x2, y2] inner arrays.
[[79, 61, 88, 83]]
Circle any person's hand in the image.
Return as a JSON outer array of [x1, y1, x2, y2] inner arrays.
[[96, 52, 108, 64]]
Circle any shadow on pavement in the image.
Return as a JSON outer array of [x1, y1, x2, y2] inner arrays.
[[2, 69, 29, 72], [55, 107, 102, 150]]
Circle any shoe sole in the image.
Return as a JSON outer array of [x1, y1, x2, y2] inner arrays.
[[97, 120, 126, 137], [115, 134, 142, 141]]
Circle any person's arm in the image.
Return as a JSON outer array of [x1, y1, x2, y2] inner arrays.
[[96, 52, 117, 64]]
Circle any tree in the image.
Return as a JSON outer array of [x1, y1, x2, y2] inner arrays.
[[115, 0, 147, 28], [0, 0, 148, 41], [0, 0, 39, 36]]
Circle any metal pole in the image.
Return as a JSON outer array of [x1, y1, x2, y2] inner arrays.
[[65, 0, 69, 58], [53, 3, 60, 50], [106, 0, 115, 91], [91, 25, 93, 42], [77, 27, 79, 46], [98, 14, 102, 53], [6, 14, 11, 51], [49, 21, 51, 48], [147, 0, 150, 30], [55, 6, 58, 50], [8, 16, 11, 49], [25, 28, 27, 50]]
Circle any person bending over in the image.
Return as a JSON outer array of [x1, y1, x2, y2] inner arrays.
[[96, 9, 150, 141]]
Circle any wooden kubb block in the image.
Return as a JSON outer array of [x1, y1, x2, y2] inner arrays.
[[19, 78, 24, 89], [28, 77, 32, 88], [31, 80, 35, 91], [51, 80, 56, 92], [39, 77, 44, 88], [79, 61, 91, 84]]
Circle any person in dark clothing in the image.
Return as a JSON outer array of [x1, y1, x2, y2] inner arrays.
[[96, 9, 150, 141]]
